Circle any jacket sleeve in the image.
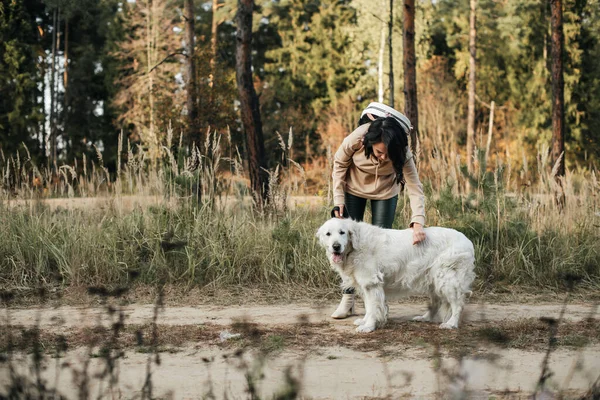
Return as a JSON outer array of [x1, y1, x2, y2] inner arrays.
[[403, 151, 426, 227], [332, 125, 368, 206]]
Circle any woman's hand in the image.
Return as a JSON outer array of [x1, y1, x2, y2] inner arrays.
[[412, 222, 426, 245], [334, 204, 345, 219]]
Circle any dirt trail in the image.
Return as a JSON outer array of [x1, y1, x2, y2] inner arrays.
[[4, 301, 597, 330], [1, 301, 599, 399], [3, 344, 599, 399]]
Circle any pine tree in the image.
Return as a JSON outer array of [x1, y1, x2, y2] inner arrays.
[[261, 0, 360, 161], [58, 0, 123, 166], [403, 0, 418, 157], [184, 0, 199, 145], [466, 0, 476, 175], [113, 0, 182, 162], [550, 0, 565, 177], [236, 0, 268, 204], [0, 0, 45, 159]]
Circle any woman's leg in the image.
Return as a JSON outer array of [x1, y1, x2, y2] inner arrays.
[[370, 195, 399, 229], [344, 192, 367, 222], [331, 193, 367, 319]]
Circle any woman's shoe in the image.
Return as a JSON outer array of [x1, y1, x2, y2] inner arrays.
[[331, 293, 355, 319]]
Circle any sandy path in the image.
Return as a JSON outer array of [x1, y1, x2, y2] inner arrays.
[[3, 344, 599, 399], [3, 301, 597, 330], [1, 301, 599, 399]]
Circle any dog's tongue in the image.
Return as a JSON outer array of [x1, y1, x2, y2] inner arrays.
[[332, 253, 343, 263]]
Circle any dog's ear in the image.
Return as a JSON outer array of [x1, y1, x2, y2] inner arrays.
[[315, 224, 326, 246], [345, 219, 363, 251]]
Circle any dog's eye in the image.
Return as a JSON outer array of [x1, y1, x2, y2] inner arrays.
[[339, 230, 346, 235], [325, 232, 331, 236]]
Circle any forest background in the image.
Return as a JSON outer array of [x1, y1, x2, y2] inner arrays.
[[2, 0, 599, 181], [1, 0, 599, 291]]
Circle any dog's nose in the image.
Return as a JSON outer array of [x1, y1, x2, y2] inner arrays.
[[332, 243, 341, 252]]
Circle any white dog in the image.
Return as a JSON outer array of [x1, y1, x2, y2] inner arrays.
[[317, 218, 475, 332]]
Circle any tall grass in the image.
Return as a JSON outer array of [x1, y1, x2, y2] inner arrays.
[[0, 128, 598, 292]]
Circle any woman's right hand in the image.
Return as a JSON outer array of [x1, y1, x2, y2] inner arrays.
[[334, 204, 345, 219]]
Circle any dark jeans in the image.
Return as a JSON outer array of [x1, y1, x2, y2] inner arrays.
[[342, 192, 398, 295]]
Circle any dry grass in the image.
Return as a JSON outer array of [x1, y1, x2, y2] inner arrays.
[[0, 128, 599, 294]]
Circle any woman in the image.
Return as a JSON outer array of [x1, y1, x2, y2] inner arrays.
[[331, 102, 427, 319]]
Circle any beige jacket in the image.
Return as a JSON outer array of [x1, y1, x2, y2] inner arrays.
[[332, 123, 426, 226]]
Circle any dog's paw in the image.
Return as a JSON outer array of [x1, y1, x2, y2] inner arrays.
[[353, 318, 364, 326], [439, 322, 458, 329], [412, 315, 430, 322], [356, 324, 375, 333]]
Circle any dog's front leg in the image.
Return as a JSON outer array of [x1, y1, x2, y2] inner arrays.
[[356, 285, 386, 333], [353, 288, 369, 327]]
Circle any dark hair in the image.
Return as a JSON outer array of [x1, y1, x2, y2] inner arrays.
[[362, 117, 409, 187], [358, 113, 374, 126]]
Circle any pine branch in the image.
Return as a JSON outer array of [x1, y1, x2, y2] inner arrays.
[[475, 94, 507, 110], [148, 51, 187, 74]]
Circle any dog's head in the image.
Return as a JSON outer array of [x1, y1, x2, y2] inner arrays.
[[316, 218, 353, 264]]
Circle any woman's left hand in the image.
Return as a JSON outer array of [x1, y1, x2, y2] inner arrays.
[[412, 223, 426, 245]]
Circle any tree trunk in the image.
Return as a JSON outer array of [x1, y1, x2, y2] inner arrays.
[[184, 0, 199, 145], [388, 0, 394, 108], [49, 8, 58, 164], [466, 0, 477, 175], [235, 0, 269, 205], [63, 18, 69, 156], [484, 100, 494, 166], [403, 0, 418, 159], [63, 19, 68, 96], [148, 0, 156, 162], [41, 54, 47, 162], [550, 0, 565, 177], [210, 0, 218, 90], [377, 0, 386, 103], [543, 2, 548, 66]]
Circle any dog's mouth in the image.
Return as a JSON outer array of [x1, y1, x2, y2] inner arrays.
[[332, 251, 343, 263]]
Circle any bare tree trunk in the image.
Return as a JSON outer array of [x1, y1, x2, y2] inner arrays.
[[41, 55, 47, 162], [484, 100, 494, 166], [543, 2, 548, 66], [210, 0, 218, 90], [403, 0, 419, 158], [63, 18, 69, 155], [550, 0, 565, 177], [63, 19, 68, 96], [378, 0, 386, 103], [49, 8, 58, 165], [184, 0, 199, 144], [53, 10, 61, 163], [147, 0, 158, 162], [235, 0, 269, 205], [388, 0, 394, 108], [466, 0, 477, 175]]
